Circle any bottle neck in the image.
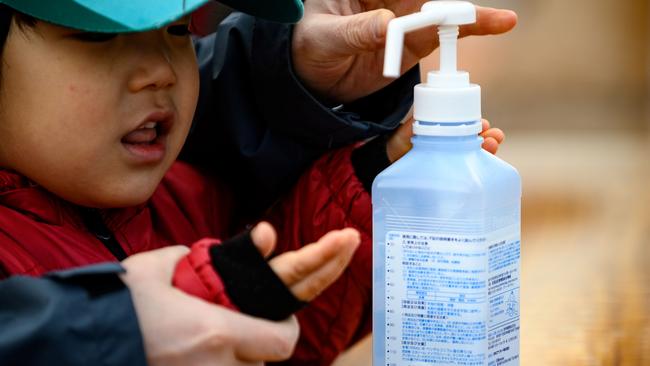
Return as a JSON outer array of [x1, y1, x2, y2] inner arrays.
[[412, 120, 482, 137], [411, 133, 482, 151]]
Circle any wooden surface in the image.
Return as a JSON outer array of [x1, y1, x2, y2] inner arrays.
[[333, 132, 650, 366]]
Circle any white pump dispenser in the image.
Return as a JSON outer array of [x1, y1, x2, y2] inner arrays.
[[372, 2, 522, 365], [384, 1, 481, 136]]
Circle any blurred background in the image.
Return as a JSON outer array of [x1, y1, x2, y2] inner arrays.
[[199, 0, 650, 364]]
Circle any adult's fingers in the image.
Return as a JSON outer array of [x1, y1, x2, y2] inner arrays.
[[121, 245, 191, 284], [459, 7, 518, 38], [404, 7, 517, 73], [303, 9, 395, 57], [151, 245, 191, 269], [269, 229, 360, 299], [231, 313, 300, 362]]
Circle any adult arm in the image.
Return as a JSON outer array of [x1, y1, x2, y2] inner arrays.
[[0, 263, 147, 366], [0, 248, 302, 366], [180, 13, 418, 216], [181, 4, 515, 215]]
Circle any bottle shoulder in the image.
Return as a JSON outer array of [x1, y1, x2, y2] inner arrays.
[[373, 149, 521, 197]]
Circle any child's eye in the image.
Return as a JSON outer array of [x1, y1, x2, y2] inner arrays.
[[167, 24, 191, 37], [71, 32, 118, 42]]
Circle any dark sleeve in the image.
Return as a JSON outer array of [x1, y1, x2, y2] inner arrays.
[[180, 12, 418, 216], [0, 263, 147, 366]]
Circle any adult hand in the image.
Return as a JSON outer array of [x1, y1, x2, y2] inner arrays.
[[386, 117, 505, 163], [292, 1, 517, 104], [250, 222, 360, 301], [120, 246, 299, 366]]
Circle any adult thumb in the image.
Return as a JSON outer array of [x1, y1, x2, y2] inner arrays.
[[329, 9, 394, 55], [120, 245, 190, 285]]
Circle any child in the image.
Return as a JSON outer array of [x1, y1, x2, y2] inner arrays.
[[0, 1, 369, 365], [0, 1, 508, 365]]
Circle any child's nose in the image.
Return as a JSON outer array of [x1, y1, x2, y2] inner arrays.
[[127, 42, 177, 92]]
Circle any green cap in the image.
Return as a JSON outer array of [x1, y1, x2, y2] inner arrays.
[[0, 0, 304, 32]]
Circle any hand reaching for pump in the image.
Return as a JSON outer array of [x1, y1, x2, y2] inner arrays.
[[292, 1, 517, 104]]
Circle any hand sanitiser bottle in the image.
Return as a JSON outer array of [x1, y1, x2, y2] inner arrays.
[[372, 2, 521, 365]]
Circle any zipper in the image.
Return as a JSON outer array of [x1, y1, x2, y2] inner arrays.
[[81, 209, 128, 261]]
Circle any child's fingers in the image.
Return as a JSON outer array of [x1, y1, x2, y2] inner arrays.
[[269, 228, 360, 300], [482, 136, 500, 155], [288, 236, 359, 301], [387, 116, 415, 163], [269, 228, 359, 285], [250, 221, 277, 258], [481, 119, 490, 132], [481, 127, 505, 144]]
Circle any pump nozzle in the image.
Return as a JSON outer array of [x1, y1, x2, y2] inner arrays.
[[383, 1, 482, 134], [383, 1, 475, 78]]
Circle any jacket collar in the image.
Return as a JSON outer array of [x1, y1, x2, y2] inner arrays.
[[0, 169, 65, 225], [0, 169, 146, 229]]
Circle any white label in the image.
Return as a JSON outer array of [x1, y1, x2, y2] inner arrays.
[[384, 227, 519, 366], [486, 235, 520, 366]]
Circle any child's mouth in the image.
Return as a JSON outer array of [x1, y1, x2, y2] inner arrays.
[[121, 111, 173, 164], [122, 122, 159, 144]]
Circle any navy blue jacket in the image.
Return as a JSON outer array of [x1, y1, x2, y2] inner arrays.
[[0, 13, 417, 365]]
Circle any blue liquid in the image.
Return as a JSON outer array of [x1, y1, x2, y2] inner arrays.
[[372, 133, 521, 365]]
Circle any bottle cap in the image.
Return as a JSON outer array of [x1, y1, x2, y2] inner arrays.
[[384, 1, 482, 136]]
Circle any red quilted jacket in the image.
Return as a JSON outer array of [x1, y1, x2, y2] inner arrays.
[[0, 146, 372, 366]]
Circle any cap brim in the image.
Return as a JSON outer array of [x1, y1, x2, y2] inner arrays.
[[0, 0, 303, 33]]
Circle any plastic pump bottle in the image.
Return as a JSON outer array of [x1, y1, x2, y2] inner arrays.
[[372, 2, 521, 365]]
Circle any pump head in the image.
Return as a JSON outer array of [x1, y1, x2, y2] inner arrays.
[[384, 1, 482, 136]]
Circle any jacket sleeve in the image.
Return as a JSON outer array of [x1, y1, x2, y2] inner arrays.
[[264, 145, 374, 366], [180, 12, 418, 217], [0, 263, 147, 366]]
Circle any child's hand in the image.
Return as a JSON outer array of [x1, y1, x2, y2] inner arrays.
[[250, 222, 361, 301], [386, 117, 505, 163], [479, 119, 505, 155]]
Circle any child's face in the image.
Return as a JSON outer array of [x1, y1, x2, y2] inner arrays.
[[0, 19, 199, 208]]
